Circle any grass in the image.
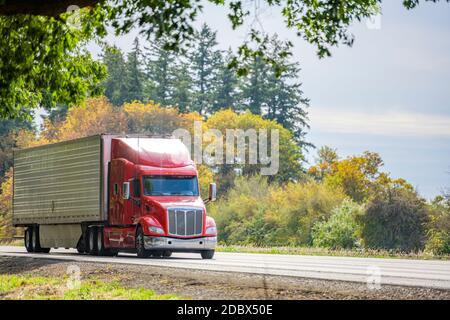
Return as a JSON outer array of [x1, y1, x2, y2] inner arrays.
[[216, 244, 450, 260], [0, 239, 23, 246], [0, 274, 182, 300]]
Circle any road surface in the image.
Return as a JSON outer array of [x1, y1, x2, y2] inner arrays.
[[1, 246, 450, 290]]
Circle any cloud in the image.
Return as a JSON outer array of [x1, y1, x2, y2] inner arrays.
[[309, 108, 450, 137]]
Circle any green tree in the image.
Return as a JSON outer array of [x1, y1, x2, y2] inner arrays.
[[1, 1, 445, 119], [101, 45, 128, 106], [170, 60, 193, 113], [0, 10, 107, 119], [190, 24, 222, 115], [144, 38, 176, 106], [360, 189, 430, 252], [212, 49, 239, 112], [312, 199, 363, 249], [124, 38, 145, 103], [425, 194, 450, 254], [239, 36, 309, 141], [240, 56, 269, 115]]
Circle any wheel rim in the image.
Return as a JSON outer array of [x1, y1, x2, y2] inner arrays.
[[97, 229, 102, 252], [89, 229, 94, 251]]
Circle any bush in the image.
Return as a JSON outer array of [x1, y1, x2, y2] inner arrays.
[[360, 190, 429, 252], [209, 176, 346, 246], [425, 196, 450, 255], [311, 199, 363, 249]]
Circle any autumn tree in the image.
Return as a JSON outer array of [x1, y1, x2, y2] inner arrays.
[[205, 109, 305, 192], [309, 149, 414, 203], [0, 117, 34, 180]]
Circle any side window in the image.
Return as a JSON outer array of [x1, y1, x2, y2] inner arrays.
[[133, 178, 141, 197], [113, 183, 118, 196]]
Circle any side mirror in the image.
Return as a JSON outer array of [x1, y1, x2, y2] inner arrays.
[[208, 183, 217, 202], [123, 182, 130, 200]]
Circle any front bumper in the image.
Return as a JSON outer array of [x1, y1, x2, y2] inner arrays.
[[144, 236, 217, 251]]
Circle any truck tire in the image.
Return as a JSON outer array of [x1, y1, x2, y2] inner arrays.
[[87, 227, 98, 255], [201, 250, 215, 259], [96, 227, 115, 256], [24, 227, 33, 253], [32, 226, 51, 253], [76, 235, 87, 254], [136, 226, 150, 258], [162, 250, 172, 258]]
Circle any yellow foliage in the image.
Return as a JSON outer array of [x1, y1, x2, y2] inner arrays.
[[57, 97, 127, 141], [0, 170, 17, 238]]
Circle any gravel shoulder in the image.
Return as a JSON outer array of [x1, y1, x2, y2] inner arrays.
[[1, 256, 449, 300]]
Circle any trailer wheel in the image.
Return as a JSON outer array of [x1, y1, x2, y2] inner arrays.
[[88, 227, 98, 255], [24, 227, 33, 253], [201, 250, 215, 259], [162, 250, 172, 258], [32, 226, 50, 253], [136, 226, 150, 258]]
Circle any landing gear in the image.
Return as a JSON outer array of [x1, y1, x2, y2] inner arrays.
[[201, 250, 215, 259]]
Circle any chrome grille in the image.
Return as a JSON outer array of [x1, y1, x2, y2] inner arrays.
[[168, 208, 203, 236]]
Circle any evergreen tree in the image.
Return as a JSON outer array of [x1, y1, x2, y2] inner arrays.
[[212, 49, 238, 112], [265, 36, 309, 141], [124, 38, 145, 103], [170, 59, 193, 112], [101, 45, 128, 106], [240, 56, 270, 115], [240, 36, 309, 142], [143, 37, 176, 106], [189, 24, 221, 115]]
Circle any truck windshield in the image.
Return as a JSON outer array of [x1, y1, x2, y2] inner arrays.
[[143, 175, 199, 196]]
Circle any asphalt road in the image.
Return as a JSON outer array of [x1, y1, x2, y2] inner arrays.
[[1, 246, 450, 290]]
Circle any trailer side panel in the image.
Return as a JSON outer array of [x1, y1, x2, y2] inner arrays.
[[13, 135, 103, 225]]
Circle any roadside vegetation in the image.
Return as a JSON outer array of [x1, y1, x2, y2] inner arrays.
[[0, 274, 181, 300]]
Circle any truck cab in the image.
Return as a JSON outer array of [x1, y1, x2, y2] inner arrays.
[[103, 137, 217, 259]]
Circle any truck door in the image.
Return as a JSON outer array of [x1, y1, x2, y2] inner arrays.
[[130, 178, 142, 224]]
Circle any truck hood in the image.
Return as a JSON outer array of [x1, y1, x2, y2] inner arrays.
[[146, 196, 205, 210]]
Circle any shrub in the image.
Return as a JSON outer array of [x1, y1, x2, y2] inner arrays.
[[425, 196, 450, 255], [209, 176, 346, 246], [311, 199, 363, 249], [360, 190, 429, 252]]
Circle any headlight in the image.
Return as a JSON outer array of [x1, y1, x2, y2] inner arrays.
[[148, 226, 165, 235], [206, 227, 217, 235]]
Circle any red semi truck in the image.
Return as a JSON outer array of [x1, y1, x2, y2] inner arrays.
[[12, 134, 217, 259]]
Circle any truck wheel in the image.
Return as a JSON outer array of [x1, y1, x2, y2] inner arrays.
[[201, 250, 215, 259], [96, 227, 114, 256], [32, 226, 51, 253], [88, 227, 98, 255], [24, 227, 33, 253], [76, 236, 87, 254], [136, 226, 150, 258], [162, 250, 172, 258]]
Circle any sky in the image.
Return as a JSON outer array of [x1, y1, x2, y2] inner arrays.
[[84, 1, 450, 199]]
